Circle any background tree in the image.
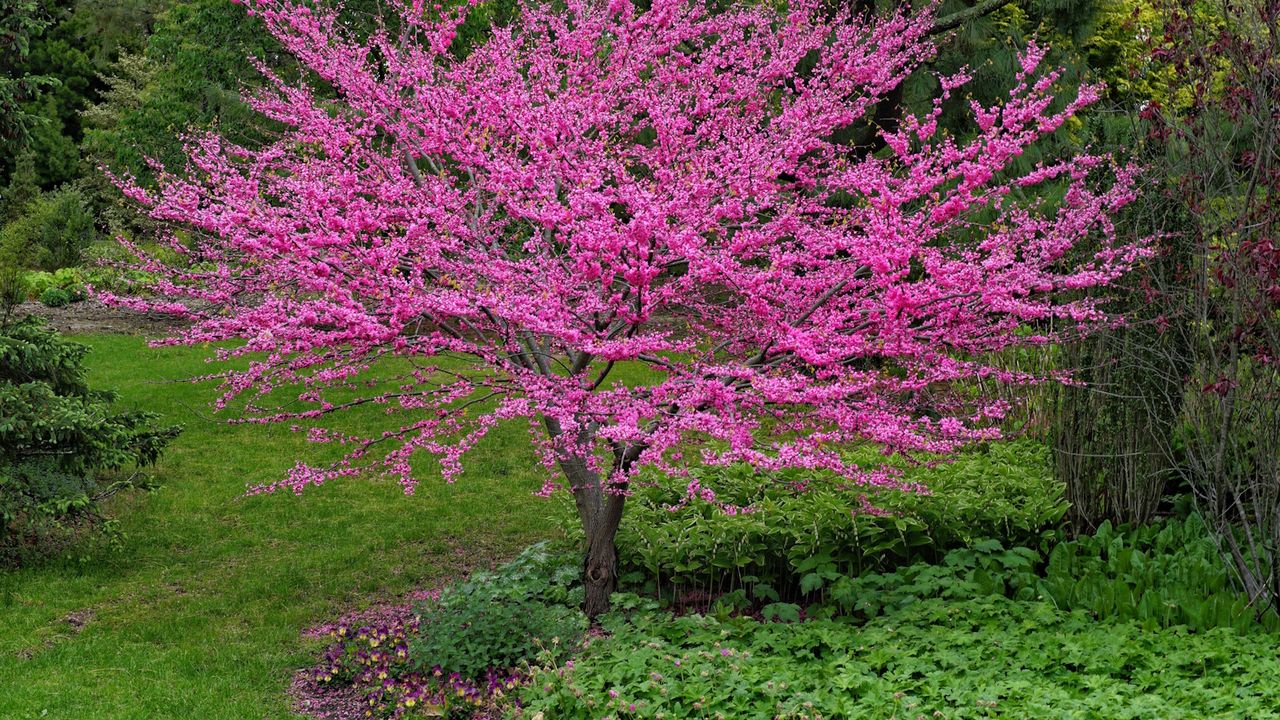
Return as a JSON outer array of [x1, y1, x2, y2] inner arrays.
[[0, 0, 56, 157], [1123, 0, 1280, 611]]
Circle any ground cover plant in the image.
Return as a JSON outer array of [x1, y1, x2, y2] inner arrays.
[[519, 597, 1280, 720], [299, 510, 1279, 718]]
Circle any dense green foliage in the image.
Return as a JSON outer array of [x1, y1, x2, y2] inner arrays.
[[801, 515, 1278, 632], [408, 542, 587, 682], [599, 441, 1064, 602], [0, 1, 57, 155], [37, 286, 70, 307], [517, 513, 1280, 719], [22, 267, 86, 300], [1039, 515, 1279, 631], [0, 318, 178, 564], [314, 507, 1280, 718], [1, 184, 96, 271], [521, 597, 1280, 720], [294, 510, 1280, 718]]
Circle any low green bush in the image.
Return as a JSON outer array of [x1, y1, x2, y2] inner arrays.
[[769, 515, 1276, 632], [596, 440, 1063, 602], [409, 542, 588, 681], [38, 287, 71, 307], [24, 271, 58, 298], [1038, 514, 1277, 632], [314, 542, 588, 717], [23, 268, 86, 303], [520, 598, 1280, 719], [783, 539, 1041, 621]]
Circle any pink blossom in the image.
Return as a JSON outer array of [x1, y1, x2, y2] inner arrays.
[[109, 0, 1140, 518]]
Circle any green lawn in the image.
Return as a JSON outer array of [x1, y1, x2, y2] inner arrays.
[[0, 334, 566, 719]]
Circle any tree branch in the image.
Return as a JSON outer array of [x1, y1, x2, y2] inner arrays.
[[930, 0, 1017, 36]]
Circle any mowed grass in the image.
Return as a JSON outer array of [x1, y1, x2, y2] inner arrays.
[[0, 333, 577, 719]]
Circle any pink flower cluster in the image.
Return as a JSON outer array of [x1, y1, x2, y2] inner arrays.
[[110, 0, 1141, 501]]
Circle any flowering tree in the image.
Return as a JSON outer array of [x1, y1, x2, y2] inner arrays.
[[111, 0, 1141, 615]]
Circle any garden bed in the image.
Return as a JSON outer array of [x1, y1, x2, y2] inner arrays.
[[15, 298, 188, 335]]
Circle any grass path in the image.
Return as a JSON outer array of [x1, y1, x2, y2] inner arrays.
[[0, 334, 563, 719]]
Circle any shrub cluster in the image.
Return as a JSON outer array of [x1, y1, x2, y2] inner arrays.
[[313, 542, 586, 718], [0, 186, 98, 273], [309, 511, 1277, 719], [24, 267, 88, 307], [519, 517, 1280, 718], [794, 514, 1278, 632], [592, 441, 1063, 603]]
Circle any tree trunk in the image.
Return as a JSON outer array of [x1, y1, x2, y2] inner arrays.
[[544, 417, 636, 620], [583, 527, 619, 619], [579, 484, 627, 619]]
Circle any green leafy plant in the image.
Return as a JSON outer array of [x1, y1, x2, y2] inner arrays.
[[21, 268, 85, 303], [596, 440, 1063, 604], [408, 542, 588, 682], [38, 286, 69, 307], [1037, 514, 1278, 632], [794, 513, 1277, 632], [521, 597, 1280, 719], [810, 539, 1041, 620]]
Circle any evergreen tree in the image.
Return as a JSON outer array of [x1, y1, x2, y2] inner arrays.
[[0, 0, 56, 157], [0, 152, 41, 225]]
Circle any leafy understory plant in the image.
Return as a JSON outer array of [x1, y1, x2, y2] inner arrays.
[[113, 0, 1141, 615], [601, 439, 1064, 603], [311, 543, 584, 718], [520, 597, 1280, 719]]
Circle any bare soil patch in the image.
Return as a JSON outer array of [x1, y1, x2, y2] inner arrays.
[[14, 299, 188, 336]]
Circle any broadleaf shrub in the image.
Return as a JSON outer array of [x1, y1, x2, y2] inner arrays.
[[407, 542, 588, 682], [25, 267, 87, 302], [592, 441, 1063, 602], [38, 287, 70, 307], [313, 542, 587, 717]]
